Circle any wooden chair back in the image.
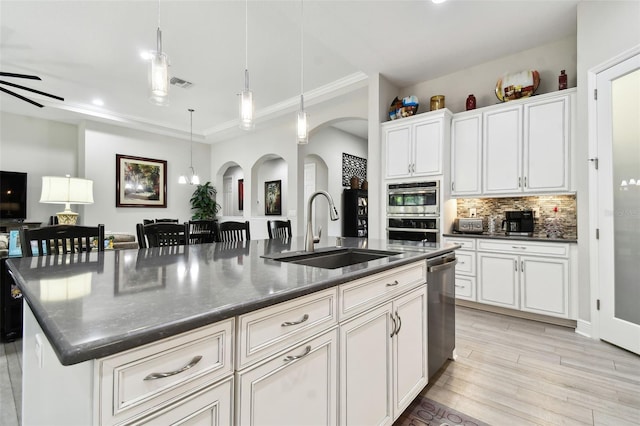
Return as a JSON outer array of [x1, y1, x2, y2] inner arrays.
[[267, 220, 292, 239], [19, 224, 105, 257], [136, 222, 190, 248], [214, 221, 251, 242], [155, 218, 179, 223], [188, 220, 217, 244]]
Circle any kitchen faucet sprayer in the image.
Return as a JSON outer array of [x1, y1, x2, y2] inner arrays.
[[305, 190, 339, 252]]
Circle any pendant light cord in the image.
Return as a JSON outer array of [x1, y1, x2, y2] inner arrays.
[[189, 108, 194, 171], [245, 0, 248, 71], [300, 0, 304, 97], [156, 0, 162, 52]]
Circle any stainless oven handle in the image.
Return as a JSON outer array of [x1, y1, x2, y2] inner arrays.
[[388, 189, 437, 195], [387, 228, 438, 233]]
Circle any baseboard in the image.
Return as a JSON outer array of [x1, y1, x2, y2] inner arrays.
[[575, 319, 592, 338], [455, 300, 577, 328]]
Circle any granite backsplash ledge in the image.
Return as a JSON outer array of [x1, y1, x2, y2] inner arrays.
[[455, 195, 577, 239]]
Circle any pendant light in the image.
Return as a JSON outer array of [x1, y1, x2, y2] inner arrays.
[[149, 0, 169, 106], [179, 109, 200, 185], [296, 0, 309, 144], [239, 0, 254, 130]]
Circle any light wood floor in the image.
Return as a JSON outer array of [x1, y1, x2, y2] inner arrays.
[[1, 306, 639, 426]]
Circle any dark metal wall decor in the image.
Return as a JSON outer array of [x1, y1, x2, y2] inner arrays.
[[342, 153, 367, 187]]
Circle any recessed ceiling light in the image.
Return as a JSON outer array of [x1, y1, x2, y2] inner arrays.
[[92, 99, 104, 106]]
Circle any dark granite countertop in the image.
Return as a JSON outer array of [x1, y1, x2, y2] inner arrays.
[[8, 237, 457, 365], [443, 232, 577, 243]]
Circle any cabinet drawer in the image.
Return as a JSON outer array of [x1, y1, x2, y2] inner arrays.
[[96, 319, 234, 426], [443, 237, 476, 250], [237, 287, 338, 369], [454, 275, 475, 301], [455, 251, 475, 275], [339, 261, 426, 321], [477, 239, 569, 257]]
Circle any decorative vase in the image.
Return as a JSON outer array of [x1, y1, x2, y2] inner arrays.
[[559, 70, 567, 90], [361, 179, 368, 190], [430, 95, 445, 111], [350, 176, 360, 189], [465, 94, 476, 110]]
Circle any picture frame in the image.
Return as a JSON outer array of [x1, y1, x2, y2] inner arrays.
[[116, 154, 167, 208], [264, 180, 282, 216], [238, 179, 244, 211]]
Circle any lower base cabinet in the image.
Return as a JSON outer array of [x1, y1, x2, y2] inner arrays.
[[339, 286, 428, 426], [235, 328, 339, 426]]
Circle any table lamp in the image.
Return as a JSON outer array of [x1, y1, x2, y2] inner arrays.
[[40, 176, 94, 225]]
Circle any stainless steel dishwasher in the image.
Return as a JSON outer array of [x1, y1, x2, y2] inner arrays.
[[427, 252, 457, 379]]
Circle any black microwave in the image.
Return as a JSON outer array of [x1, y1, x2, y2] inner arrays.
[[387, 181, 439, 215]]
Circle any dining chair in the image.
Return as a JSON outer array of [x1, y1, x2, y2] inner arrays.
[[155, 218, 179, 223], [267, 220, 292, 239], [143, 219, 155, 225], [188, 219, 217, 244], [214, 221, 250, 242], [19, 224, 105, 257], [136, 222, 190, 248]]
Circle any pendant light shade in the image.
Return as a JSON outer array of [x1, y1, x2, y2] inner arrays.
[[179, 109, 200, 185], [239, 0, 254, 130], [149, 2, 169, 106], [296, 0, 308, 144]]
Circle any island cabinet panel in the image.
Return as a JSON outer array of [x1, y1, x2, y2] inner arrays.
[[338, 261, 426, 321], [236, 287, 338, 370], [130, 377, 233, 426], [235, 328, 339, 426], [96, 319, 234, 426]]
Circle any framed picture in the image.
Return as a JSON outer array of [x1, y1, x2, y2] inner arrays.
[[116, 154, 167, 207], [264, 180, 282, 216], [238, 179, 244, 211]]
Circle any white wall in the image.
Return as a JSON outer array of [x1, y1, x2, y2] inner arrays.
[[576, 0, 640, 323], [0, 112, 78, 224], [82, 121, 211, 236], [400, 36, 577, 114]]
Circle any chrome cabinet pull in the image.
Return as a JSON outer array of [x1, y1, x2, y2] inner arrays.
[[514, 260, 518, 272], [386, 280, 399, 287], [395, 312, 402, 335], [518, 177, 522, 188], [390, 313, 397, 337], [283, 345, 311, 362], [511, 246, 527, 250], [281, 314, 309, 327], [524, 176, 527, 187], [143, 356, 202, 380], [521, 261, 524, 271]]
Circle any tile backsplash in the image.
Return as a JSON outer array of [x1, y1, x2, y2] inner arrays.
[[456, 195, 577, 239]]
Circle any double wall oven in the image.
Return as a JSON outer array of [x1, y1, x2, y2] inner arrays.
[[387, 181, 440, 243]]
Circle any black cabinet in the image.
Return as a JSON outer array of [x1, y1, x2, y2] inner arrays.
[[342, 189, 368, 237], [1, 258, 23, 342]]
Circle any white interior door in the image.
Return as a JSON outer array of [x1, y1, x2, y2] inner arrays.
[[596, 51, 640, 355]]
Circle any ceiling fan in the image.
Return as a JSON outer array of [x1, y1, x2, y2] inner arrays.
[[0, 71, 64, 108]]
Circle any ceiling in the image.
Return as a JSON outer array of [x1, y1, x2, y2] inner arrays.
[[0, 0, 578, 143]]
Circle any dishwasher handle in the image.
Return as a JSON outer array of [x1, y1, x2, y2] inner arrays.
[[427, 257, 458, 273]]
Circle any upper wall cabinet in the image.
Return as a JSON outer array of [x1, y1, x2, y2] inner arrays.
[[450, 89, 575, 197], [382, 110, 452, 180]]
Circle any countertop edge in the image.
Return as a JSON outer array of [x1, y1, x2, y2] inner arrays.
[[443, 233, 577, 243]]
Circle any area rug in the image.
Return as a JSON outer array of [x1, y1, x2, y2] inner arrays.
[[394, 394, 489, 426]]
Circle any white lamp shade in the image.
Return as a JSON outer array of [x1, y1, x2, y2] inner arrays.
[[239, 89, 255, 130], [40, 176, 94, 207], [297, 110, 309, 144], [149, 51, 169, 106]]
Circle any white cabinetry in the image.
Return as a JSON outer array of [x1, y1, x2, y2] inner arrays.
[[442, 237, 476, 301], [450, 112, 482, 196], [483, 92, 572, 195], [340, 285, 427, 426], [450, 89, 575, 198], [477, 240, 570, 318], [383, 110, 451, 179]]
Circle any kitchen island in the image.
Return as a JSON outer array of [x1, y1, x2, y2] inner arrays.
[[8, 237, 458, 425]]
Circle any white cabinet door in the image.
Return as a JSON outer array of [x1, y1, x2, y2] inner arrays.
[[521, 256, 569, 318], [392, 287, 428, 417], [451, 113, 482, 196], [523, 95, 570, 193], [477, 252, 519, 309], [385, 126, 412, 179], [340, 303, 393, 426], [483, 105, 522, 194], [236, 329, 338, 426], [414, 119, 442, 176]]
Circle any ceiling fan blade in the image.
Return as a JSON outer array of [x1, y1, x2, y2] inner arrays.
[[0, 79, 64, 101], [0, 71, 41, 80], [0, 86, 44, 108]]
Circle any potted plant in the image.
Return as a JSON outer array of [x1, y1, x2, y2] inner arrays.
[[190, 182, 221, 219]]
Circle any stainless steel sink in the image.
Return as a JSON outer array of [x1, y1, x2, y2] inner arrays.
[[263, 247, 401, 269]]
